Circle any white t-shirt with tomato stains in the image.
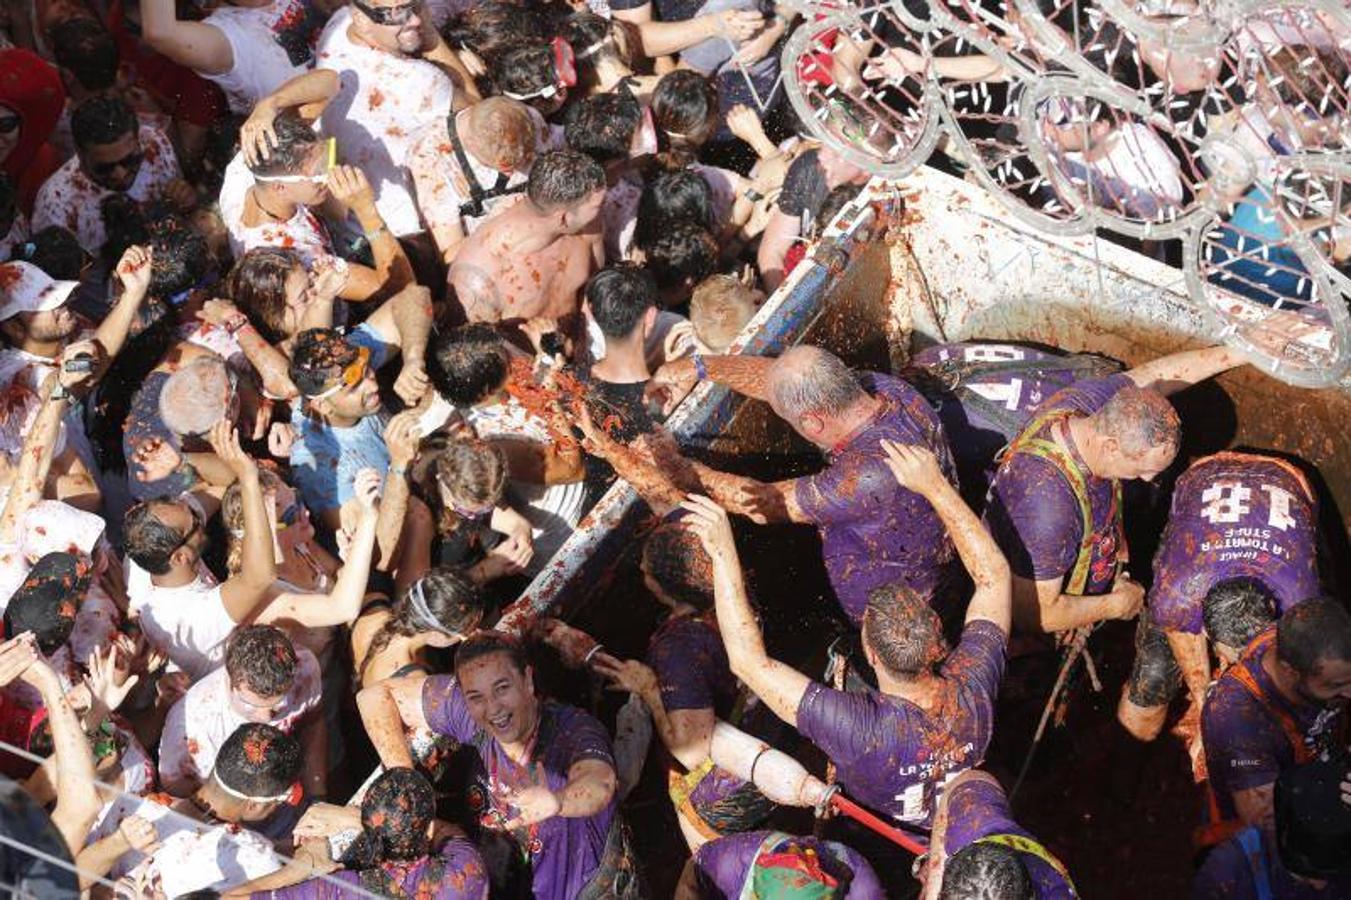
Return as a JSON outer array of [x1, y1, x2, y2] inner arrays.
[[316, 8, 455, 237], [31, 125, 181, 255], [204, 0, 321, 115], [157, 648, 322, 792], [111, 801, 280, 898], [218, 150, 343, 268]]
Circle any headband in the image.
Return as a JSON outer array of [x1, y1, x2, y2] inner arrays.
[[213, 770, 304, 805], [406, 578, 452, 635]]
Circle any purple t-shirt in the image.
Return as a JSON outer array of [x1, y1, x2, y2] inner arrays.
[[1201, 635, 1345, 820], [793, 372, 958, 625], [421, 677, 617, 900], [983, 374, 1134, 595], [1192, 826, 1351, 900], [796, 620, 1007, 826], [1149, 452, 1319, 635], [941, 777, 1074, 899], [909, 343, 1116, 498], [692, 830, 886, 899], [253, 839, 489, 899]]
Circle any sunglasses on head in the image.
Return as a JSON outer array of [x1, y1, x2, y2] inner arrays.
[[353, 0, 420, 26], [90, 148, 144, 179], [503, 38, 577, 102], [169, 503, 206, 552], [0, 115, 19, 135], [254, 137, 338, 184], [310, 345, 372, 399]]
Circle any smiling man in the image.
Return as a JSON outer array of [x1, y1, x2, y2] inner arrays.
[[357, 632, 643, 899]]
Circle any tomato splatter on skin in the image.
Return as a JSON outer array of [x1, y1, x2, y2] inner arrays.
[[369, 88, 386, 109]]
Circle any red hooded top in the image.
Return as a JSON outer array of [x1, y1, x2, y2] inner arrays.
[[0, 49, 66, 214]]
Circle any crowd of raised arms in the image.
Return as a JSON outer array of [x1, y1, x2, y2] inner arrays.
[[0, 0, 1348, 897]]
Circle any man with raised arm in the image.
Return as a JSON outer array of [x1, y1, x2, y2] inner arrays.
[[980, 345, 1250, 634], [123, 420, 277, 682], [646, 344, 959, 627], [680, 440, 1011, 891]]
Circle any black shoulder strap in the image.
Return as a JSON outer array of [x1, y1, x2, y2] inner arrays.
[[446, 110, 524, 220]]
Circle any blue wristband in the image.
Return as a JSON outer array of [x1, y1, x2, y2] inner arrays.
[[693, 354, 709, 381]]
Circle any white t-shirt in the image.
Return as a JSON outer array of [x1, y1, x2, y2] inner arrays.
[[112, 801, 280, 898], [204, 0, 320, 115], [218, 151, 343, 267], [0, 211, 28, 259], [316, 8, 455, 236], [126, 557, 237, 682], [158, 647, 322, 790], [31, 125, 181, 254]]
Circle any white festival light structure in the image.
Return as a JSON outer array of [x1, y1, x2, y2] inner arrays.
[[773, 0, 1351, 386]]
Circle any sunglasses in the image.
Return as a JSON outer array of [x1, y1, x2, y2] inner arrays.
[[169, 503, 206, 553], [90, 148, 144, 179], [353, 0, 420, 26], [309, 345, 372, 399], [0, 115, 19, 135], [503, 38, 577, 102]]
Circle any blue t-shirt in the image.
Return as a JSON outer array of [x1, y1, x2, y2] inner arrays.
[[290, 411, 389, 514], [289, 322, 394, 513]]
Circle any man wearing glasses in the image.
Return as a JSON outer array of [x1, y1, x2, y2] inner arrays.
[[123, 421, 277, 685], [248, 0, 481, 253], [32, 95, 191, 256], [287, 327, 395, 530]]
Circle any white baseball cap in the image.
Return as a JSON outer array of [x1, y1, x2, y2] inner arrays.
[[0, 261, 79, 322]]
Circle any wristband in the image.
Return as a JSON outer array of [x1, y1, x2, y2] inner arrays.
[[50, 383, 72, 402], [583, 644, 605, 666], [224, 315, 251, 336], [744, 188, 765, 203], [692, 354, 709, 381], [390, 463, 409, 477]]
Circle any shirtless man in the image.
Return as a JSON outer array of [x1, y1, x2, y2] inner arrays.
[[448, 150, 606, 346]]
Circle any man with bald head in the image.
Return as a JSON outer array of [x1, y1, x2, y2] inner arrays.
[[981, 345, 1249, 635], [648, 344, 960, 626]]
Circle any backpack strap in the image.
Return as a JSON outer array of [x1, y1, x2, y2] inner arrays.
[[1000, 411, 1123, 595], [1225, 629, 1315, 766], [975, 833, 1078, 897], [445, 110, 523, 220]]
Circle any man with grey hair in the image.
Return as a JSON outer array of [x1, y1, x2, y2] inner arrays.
[[646, 344, 960, 626]]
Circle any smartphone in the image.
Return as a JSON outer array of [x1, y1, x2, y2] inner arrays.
[[64, 356, 95, 373]]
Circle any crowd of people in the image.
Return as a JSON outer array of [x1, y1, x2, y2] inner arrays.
[[0, 0, 1348, 896]]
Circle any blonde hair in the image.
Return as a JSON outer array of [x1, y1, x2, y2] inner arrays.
[[690, 274, 757, 353], [223, 467, 284, 574]]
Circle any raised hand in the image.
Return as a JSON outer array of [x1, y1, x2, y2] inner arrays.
[[114, 245, 153, 299], [591, 654, 659, 698], [393, 361, 430, 408], [240, 101, 281, 166], [208, 420, 257, 482], [531, 617, 599, 669], [714, 8, 764, 42], [132, 436, 182, 482], [879, 440, 945, 495], [384, 411, 422, 468], [650, 358, 700, 398], [352, 467, 382, 518], [0, 634, 38, 689], [117, 816, 160, 854], [86, 644, 140, 714], [58, 339, 103, 392], [309, 255, 349, 303], [725, 104, 767, 146], [325, 165, 376, 214], [679, 494, 738, 565]]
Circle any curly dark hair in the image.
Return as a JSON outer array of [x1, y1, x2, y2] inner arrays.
[[428, 323, 510, 406], [215, 723, 301, 798], [225, 625, 298, 698], [343, 767, 436, 871]]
